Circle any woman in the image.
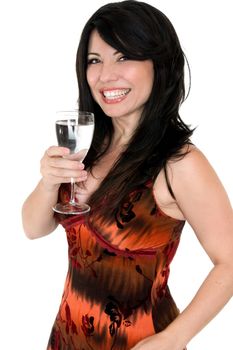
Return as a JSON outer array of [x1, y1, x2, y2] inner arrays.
[[22, 1, 233, 349]]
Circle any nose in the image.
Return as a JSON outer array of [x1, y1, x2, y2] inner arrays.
[[99, 62, 119, 83]]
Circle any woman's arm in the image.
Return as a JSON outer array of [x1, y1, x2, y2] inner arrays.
[[22, 146, 88, 239], [22, 178, 60, 239], [132, 146, 233, 350]]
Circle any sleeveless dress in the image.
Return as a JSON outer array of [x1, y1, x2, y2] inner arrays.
[[47, 180, 186, 350]]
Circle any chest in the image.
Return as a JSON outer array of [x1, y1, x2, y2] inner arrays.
[[75, 150, 120, 203]]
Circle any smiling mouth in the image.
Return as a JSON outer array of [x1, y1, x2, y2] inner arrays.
[[101, 88, 131, 100]]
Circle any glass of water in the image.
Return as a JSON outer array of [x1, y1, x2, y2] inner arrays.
[[52, 110, 94, 215]]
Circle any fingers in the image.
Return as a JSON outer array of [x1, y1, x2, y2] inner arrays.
[[43, 173, 88, 185], [40, 146, 88, 190], [46, 147, 87, 160], [46, 146, 70, 157], [48, 157, 85, 171], [47, 167, 87, 180]]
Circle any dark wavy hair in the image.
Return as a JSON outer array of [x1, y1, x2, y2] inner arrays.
[[76, 0, 194, 215]]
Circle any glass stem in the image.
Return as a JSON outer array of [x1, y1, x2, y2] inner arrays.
[[70, 177, 76, 205]]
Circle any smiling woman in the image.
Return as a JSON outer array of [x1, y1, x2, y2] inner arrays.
[[86, 30, 154, 120], [21, 1, 233, 350]]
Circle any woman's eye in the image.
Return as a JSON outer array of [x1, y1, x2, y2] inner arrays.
[[87, 58, 100, 65], [119, 55, 129, 62]]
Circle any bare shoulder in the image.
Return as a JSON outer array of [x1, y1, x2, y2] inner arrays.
[[169, 143, 210, 170], [152, 144, 202, 221], [167, 143, 221, 191], [168, 145, 233, 266], [168, 143, 232, 224], [153, 143, 231, 221]]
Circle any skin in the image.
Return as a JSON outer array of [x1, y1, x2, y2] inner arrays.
[[86, 30, 154, 122], [22, 30, 233, 350]]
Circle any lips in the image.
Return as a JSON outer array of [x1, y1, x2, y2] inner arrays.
[[100, 88, 131, 103]]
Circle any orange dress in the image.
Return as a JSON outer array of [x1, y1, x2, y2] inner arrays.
[[47, 180, 185, 350]]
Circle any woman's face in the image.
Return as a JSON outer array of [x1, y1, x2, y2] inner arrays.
[[86, 30, 154, 122]]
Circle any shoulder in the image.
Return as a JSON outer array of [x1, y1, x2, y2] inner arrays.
[[153, 143, 228, 221], [168, 143, 208, 173], [167, 143, 232, 225], [152, 144, 205, 221], [167, 143, 219, 191], [167, 145, 233, 266]]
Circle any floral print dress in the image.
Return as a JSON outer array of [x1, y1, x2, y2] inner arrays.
[[47, 180, 185, 350]]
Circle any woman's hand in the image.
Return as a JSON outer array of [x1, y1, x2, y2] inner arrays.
[[131, 331, 184, 350], [40, 146, 88, 192]]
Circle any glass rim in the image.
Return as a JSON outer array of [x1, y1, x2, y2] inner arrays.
[[56, 110, 94, 117], [55, 119, 94, 125]]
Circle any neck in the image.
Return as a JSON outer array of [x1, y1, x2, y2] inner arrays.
[[111, 114, 139, 147]]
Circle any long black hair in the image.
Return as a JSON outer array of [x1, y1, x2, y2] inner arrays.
[[76, 0, 194, 215]]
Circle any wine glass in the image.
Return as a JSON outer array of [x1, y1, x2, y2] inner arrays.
[[52, 110, 95, 215]]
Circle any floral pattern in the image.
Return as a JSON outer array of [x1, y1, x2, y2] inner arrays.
[[47, 180, 185, 350]]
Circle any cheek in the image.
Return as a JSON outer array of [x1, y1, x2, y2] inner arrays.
[[86, 72, 93, 89], [127, 64, 154, 88], [86, 68, 98, 89], [86, 70, 99, 102]]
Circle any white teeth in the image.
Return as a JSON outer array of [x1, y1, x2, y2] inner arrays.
[[102, 89, 130, 99]]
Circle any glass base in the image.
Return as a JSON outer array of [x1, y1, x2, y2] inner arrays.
[[52, 202, 90, 215]]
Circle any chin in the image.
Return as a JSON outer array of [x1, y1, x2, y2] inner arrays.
[[100, 107, 127, 119], [104, 112, 125, 119]]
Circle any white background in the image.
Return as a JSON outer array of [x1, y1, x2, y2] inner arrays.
[[0, 0, 232, 349]]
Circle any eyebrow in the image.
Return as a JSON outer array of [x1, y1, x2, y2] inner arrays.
[[87, 51, 120, 56]]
